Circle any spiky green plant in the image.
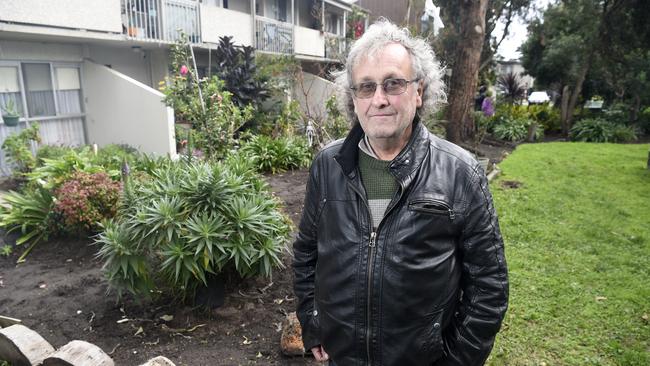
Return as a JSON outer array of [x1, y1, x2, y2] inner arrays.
[[95, 158, 291, 301]]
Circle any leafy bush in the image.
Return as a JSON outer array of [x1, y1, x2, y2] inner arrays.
[[610, 124, 637, 143], [637, 106, 650, 134], [96, 159, 291, 300], [570, 118, 614, 142], [52, 172, 121, 235], [497, 72, 526, 104], [322, 95, 350, 141], [527, 104, 561, 132], [239, 135, 312, 174], [602, 103, 630, 125], [2, 123, 41, 178], [28, 147, 115, 189], [0, 187, 54, 263], [493, 117, 532, 142]]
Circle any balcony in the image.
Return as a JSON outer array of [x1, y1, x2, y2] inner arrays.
[[122, 0, 201, 43], [254, 16, 294, 54]]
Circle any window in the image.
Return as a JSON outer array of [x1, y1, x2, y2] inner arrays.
[[55, 67, 83, 114], [0, 66, 24, 117], [0, 62, 83, 121], [22, 63, 56, 117]]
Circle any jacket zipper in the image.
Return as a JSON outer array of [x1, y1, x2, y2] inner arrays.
[[347, 172, 407, 364], [408, 199, 455, 220]]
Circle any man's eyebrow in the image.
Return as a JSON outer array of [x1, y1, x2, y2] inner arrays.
[[356, 73, 400, 83]]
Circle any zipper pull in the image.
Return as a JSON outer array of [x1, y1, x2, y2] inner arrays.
[[369, 231, 376, 247], [448, 209, 455, 221]]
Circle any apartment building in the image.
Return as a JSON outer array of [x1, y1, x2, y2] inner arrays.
[[0, 0, 366, 174]]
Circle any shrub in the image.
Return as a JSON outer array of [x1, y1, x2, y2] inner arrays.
[[0, 187, 54, 263], [570, 118, 614, 142], [28, 147, 112, 189], [2, 123, 41, 178], [527, 105, 561, 132], [95, 159, 291, 300], [322, 95, 350, 142], [610, 124, 637, 143], [52, 172, 122, 235], [493, 117, 532, 142], [239, 135, 312, 174], [637, 106, 650, 134]]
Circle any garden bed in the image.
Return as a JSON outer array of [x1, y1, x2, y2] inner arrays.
[[0, 170, 316, 366]]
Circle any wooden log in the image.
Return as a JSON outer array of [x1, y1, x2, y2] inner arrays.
[[0, 324, 55, 366], [138, 356, 176, 366], [42, 340, 113, 366], [280, 312, 305, 356]]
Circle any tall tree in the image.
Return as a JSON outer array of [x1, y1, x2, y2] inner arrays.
[[444, 0, 489, 143], [520, 0, 641, 135]]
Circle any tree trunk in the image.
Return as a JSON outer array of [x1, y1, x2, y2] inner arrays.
[[560, 85, 571, 135], [445, 0, 489, 144], [564, 58, 591, 134]]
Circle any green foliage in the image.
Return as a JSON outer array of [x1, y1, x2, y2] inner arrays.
[[0, 187, 54, 263], [95, 159, 291, 301], [239, 135, 312, 174], [1, 123, 41, 178], [569, 118, 637, 143], [28, 147, 118, 190], [255, 54, 300, 97], [488, 143, 650, 365], [527, 104, 561, 132], [52, 172, 121, 235], [323, 95, 349, 141], [493, 117, 531, 142], [638, 106, 650, 134], [1, 244, 12, 257]]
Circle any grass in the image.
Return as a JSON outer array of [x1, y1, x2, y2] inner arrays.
[[487, 142, 650, 366]]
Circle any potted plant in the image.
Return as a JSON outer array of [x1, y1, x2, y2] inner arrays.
[[1, 100, 21, 127]]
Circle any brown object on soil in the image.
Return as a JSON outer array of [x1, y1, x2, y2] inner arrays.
[[501, 180, 523, 189], [0, 324, 55, 366], [138, 356, 176, 366], [281, 312, 305, 356], [42, 340, 114, 366]]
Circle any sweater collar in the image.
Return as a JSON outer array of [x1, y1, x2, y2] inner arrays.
[[334, 115, 430, 182]]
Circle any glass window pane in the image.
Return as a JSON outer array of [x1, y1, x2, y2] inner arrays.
[[55, 67, 82, 114], [22, 63, 56, 117], [0, 66, 25, 117]]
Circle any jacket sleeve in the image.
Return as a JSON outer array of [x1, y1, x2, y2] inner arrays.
[[292, 158, 323, 351], [438, 165, 509, 366]]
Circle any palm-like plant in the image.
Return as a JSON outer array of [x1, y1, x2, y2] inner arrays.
[[95, 159, 291, 301], [497, 72, 527, 104]]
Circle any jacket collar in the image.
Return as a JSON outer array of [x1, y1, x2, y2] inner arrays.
[[334, 115, 430, 185]]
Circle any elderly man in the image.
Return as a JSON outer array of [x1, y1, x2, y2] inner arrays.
[[293, 20, 508, 365]]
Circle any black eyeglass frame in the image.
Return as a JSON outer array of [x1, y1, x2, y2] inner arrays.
[[350, 78, 421, 98]]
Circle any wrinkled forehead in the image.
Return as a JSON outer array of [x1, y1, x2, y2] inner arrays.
[[350, 42, 414, 82]]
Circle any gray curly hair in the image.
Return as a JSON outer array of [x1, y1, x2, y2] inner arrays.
[[333, 19, 446, 123]]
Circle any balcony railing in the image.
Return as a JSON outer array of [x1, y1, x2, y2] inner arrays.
[[255, 16, 293, 54], [123, 0, 200, 43], [325, 33, 346, 60]]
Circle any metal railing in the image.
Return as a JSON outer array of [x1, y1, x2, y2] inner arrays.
[[123, 0, 200, 43], [324, 33, 346, 60], [255, 16, 293, 54]]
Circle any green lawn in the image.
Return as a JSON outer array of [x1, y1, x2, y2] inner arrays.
[[487, 142, 650, 366]]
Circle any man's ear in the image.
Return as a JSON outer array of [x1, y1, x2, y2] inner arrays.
[[416, 81, 424, 107]]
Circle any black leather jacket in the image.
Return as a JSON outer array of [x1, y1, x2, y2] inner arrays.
[[293, 119, 508, 365]]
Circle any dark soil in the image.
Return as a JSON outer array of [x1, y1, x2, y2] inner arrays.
[[0, 140, 513, 365], [0, 169, 316, 366]]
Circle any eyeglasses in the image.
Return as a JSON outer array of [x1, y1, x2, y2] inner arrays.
[[350, 78, 420, 98]]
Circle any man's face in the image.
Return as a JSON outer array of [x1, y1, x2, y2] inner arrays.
[[351, 43, 422, 145]]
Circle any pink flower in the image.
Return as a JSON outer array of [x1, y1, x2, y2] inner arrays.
[[180, 65, 189, 76]]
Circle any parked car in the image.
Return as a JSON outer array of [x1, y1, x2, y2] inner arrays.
[[528, 91, 551, 104]]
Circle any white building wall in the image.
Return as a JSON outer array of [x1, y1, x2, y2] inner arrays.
[[82, 60, 176, 158], [200, 5, 253, 46], [0, 40, 83, 62], [86, 45, 153, 86], [0, 0, 122, 33], [293, 72, 336, 122], [294, 26, 324, 57]]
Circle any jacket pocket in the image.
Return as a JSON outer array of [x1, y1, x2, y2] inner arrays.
[[408, 199, 455, 220], [422, 308, 445, 357]]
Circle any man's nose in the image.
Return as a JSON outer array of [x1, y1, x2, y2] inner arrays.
[[370, 85, 389, 107]]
